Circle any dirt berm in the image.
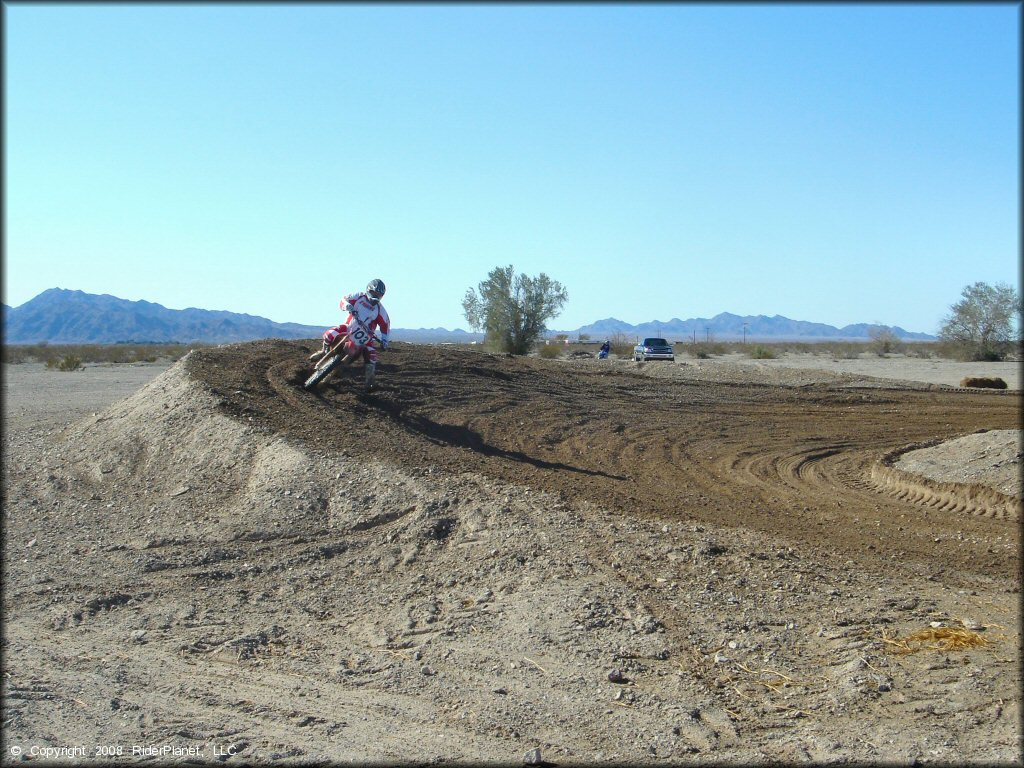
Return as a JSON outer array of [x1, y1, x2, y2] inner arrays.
[[2, 340, 1021, 764]]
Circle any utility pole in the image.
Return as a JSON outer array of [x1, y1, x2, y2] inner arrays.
[[705, 326, 709, 343], [743, 322, 748, 345]]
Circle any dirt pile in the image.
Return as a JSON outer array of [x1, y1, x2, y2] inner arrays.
[[894, 430, 1021, 500], [2, 340, 1020, 764]]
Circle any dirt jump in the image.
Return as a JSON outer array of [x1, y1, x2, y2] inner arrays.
[[3, 339, 1021, 764]]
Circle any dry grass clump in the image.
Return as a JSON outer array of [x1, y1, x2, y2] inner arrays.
[[881, 626, 990, 655], [959, 376, 1008, 389]]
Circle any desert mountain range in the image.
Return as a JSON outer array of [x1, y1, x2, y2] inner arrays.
[[2, 288, 935, 345]]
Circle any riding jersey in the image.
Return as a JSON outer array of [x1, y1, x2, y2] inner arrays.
[[342, 292, 391, 347]]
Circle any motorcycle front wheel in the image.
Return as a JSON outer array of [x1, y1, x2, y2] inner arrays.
[[304, 354, 348, 391]]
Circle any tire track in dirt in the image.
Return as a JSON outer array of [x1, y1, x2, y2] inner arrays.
[[187, 340, 1020, 581]]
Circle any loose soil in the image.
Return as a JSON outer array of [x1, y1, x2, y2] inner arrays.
[[3, 341, 1021, 765]]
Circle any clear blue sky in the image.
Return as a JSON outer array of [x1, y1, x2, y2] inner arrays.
[[4, 3, 1019, 334]]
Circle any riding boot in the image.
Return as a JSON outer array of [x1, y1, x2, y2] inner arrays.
[[309, 340, 330, 363], [364, 362, 377, 391]]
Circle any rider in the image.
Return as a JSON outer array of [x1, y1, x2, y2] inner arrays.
[[310, 278, 391, 390], [599, 339, 611, 359]]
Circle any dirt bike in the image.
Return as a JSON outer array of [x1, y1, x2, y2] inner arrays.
[[303, 319, 380, 392]]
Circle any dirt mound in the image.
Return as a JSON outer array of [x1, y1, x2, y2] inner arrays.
[[894, 429, 1020, 498], [3, 340, 1021, 764], [872, 430, 1022, 523]]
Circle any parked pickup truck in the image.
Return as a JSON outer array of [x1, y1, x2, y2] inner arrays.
[[633, 337, 675, 362]]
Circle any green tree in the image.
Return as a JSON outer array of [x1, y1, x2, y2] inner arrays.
[[938, 281, 1021, 361], [462, 265, 568, 355]]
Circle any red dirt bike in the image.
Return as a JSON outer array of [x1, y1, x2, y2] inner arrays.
[[303, 319, 380, 392]]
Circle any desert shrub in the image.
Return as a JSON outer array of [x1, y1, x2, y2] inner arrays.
[[966, 347, 1011, 364], [2, 346, 32, 364], [902, 342, 937, 359], [868, 327, 903, 356], [972, 347, 1010, 362], [686, 341, 727, 359], [610, 343, 632, 357], [538, 344, 562, 359], [3, 342, 196, 364], [785, 342, 815, 354], [826, 343, 865, 360], [748, 345, 777, 359], [46, 354, 83, 371], [936, 339, 1014, 362]]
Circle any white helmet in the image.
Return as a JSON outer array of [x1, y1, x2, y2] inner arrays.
[[366, 278, 386, 305]]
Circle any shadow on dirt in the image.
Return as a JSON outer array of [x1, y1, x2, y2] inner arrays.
[[374, 398, 627, 480]]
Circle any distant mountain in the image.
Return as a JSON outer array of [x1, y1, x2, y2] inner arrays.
[[572, 312, 935, 342], [2, 289, 326, 344], [390, 327, 484, 344], [572, 317, 638, 337], [2, 288, 934, 345], [2, 289, 483, 345]]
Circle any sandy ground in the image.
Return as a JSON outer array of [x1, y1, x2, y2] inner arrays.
[[2, 348, 1020, 765], [675, 351, 1021, 391]]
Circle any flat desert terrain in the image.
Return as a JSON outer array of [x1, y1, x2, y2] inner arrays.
[[2, 343, 1020, 764]]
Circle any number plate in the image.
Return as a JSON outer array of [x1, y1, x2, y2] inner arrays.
[[349, 324, 369, 346]]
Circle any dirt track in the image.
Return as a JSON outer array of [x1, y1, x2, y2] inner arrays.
[[192, 340, 1021, 583], [3, 340, 1021, 765]]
